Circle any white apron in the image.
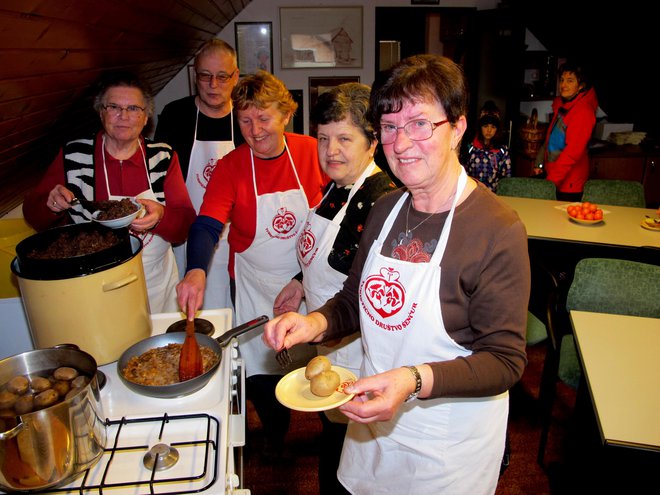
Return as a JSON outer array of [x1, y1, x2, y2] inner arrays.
[[234, 144, 315, 376], [297, 162, 376, 422], [338, 169, 508, 495], [102, 137, 179, 314], [173, 107, 234, 311]]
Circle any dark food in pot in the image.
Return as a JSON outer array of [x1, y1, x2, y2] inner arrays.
[[122, 343, 220, 386], [26, 229, 124, 259], [0, 366, 89, 417], [95, 198, 138, 220]]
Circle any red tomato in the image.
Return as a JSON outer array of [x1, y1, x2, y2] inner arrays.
[[588, 203, 598, 212], [594, 209, 604, 220], [586, 212, 595, 220]]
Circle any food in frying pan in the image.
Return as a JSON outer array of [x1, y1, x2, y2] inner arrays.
[[304, 355, 332, 380], [0, 366, 90, 416], [95, 198, 139, 221], [121, 343, 220, 386]]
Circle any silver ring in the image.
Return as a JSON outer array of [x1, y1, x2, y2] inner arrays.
[[52, 201, 57, 207]]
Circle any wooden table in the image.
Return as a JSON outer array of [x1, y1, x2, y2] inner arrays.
[[570, 310, 660, 451], [499, 197, 660, 287], [499, 196, 660, 249]]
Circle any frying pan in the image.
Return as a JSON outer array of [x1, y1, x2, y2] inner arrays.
[[117, 315, 268, 398]]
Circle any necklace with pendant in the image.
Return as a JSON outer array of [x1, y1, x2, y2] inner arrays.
[[400, 198, 438, 244]]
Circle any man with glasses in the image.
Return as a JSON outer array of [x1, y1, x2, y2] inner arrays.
[[155, 39, 244, 310], [23, 70, 195, 313]]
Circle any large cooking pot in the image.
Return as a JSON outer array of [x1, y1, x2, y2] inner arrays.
[[14, 222, 132, 280], [12, 232, 151, 366], [0, 346, 106, 492], [117, 315, 269, 398]]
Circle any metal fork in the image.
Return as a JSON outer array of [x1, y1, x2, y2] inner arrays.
[[275, 347, 293, 368]]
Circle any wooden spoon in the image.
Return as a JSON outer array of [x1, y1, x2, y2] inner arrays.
[[178, 317, 204, 381]]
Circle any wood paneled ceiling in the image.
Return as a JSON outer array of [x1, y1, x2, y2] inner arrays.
[[0, 0, 250, 216]]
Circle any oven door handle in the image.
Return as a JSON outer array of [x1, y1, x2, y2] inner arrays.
[[229, 355, 246, 447]]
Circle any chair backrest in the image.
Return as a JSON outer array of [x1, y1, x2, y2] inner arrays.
[[566, 258, 660, 317], [581, 179, 646, 207], [526, 261, 561, 346], [497, 177, 557, 200]]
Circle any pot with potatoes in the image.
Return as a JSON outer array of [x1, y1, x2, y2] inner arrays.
[[0, 345, 106, 492]]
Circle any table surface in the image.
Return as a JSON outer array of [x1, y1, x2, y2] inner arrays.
[[570, 310, 660, 451], [499, 196, 660, 249]]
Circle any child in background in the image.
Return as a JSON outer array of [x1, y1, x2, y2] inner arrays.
[[466, 101, 511, 192]]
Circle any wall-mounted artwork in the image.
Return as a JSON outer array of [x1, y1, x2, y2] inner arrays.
[[280, 7, 362, 69], [308, 76, 360, 136], [235, 22, 273, 76]]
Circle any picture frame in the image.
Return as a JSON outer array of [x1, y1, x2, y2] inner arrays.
[[308, 76, 360, 136], [280, 6, 363, 69], [286, 89, 304, 135], [235, 22, 273, 76], [187, 65, 197, 96]]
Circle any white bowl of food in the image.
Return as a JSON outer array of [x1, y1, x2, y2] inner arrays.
[[92, 198, 143, 229]]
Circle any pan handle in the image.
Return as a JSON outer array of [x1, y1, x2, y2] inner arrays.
[[0, 417, 26, 441], [216, 315, 269, 347]]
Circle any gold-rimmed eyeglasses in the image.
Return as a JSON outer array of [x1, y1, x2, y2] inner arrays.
[[379, 119, 449, 145], [102, 103, 146, 118], [196, 70, 237, 84]]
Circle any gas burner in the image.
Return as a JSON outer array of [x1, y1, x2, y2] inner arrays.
[[143, 443, 180, 471], [165, 318, 214, 336]]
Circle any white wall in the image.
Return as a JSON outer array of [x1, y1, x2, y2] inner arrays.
[[154, 0, 498, 135]]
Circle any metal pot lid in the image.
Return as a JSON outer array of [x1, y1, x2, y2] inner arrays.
[[165, 318, 214, 336]]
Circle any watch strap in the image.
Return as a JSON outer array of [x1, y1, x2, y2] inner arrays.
[[404, 365, 422, 402]]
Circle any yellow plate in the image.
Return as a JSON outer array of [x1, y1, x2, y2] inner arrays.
[[568, 216, 604, 225], [640, 220, 660, 231], [275, 365, 356, 412]]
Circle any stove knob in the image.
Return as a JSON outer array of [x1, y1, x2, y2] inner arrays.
[[231, 346, 238, 359], [231, 374, 238, 386]]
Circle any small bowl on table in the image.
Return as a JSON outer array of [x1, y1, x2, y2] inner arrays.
[[568, 215, 604, 225]]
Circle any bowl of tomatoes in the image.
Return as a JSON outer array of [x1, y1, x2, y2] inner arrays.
[[566, 202, 605, 224]]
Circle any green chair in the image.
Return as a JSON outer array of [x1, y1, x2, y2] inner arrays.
[[537, 258, 660, 466], [526, 261, 560, 346], [581, 179, 646, 207], [497, 177, 557, 200]]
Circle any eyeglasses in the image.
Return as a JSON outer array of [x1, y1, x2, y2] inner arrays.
[[102, 103, 146, 118], [379, 119, 449, 145], [196, 70, 236, 84]]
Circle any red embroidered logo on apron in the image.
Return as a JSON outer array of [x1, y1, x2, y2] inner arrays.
[[196, 158, 217, 189], [363, 267, 405, 318], [297, 222, 317, 266], [266, 207, 298, 240]]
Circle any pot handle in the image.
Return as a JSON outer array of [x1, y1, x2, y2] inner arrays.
[[0, 417, 26, 441], [103, 273, 138, 292]]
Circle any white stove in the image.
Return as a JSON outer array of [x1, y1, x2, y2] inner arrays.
[[3, 309, 250, 495]]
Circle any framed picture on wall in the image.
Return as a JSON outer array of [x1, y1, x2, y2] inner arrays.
[[287, 89, 304, 135], [280, 6, 363, 69], [308, 76, 360, 136], [235, 22, 273, 76], [187, 65, 197, 96]]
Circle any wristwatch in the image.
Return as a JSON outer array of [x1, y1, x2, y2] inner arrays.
[[404, 365, 422, 402]]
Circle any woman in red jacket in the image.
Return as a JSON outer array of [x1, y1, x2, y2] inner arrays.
[[538, 62, 598, 201]]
